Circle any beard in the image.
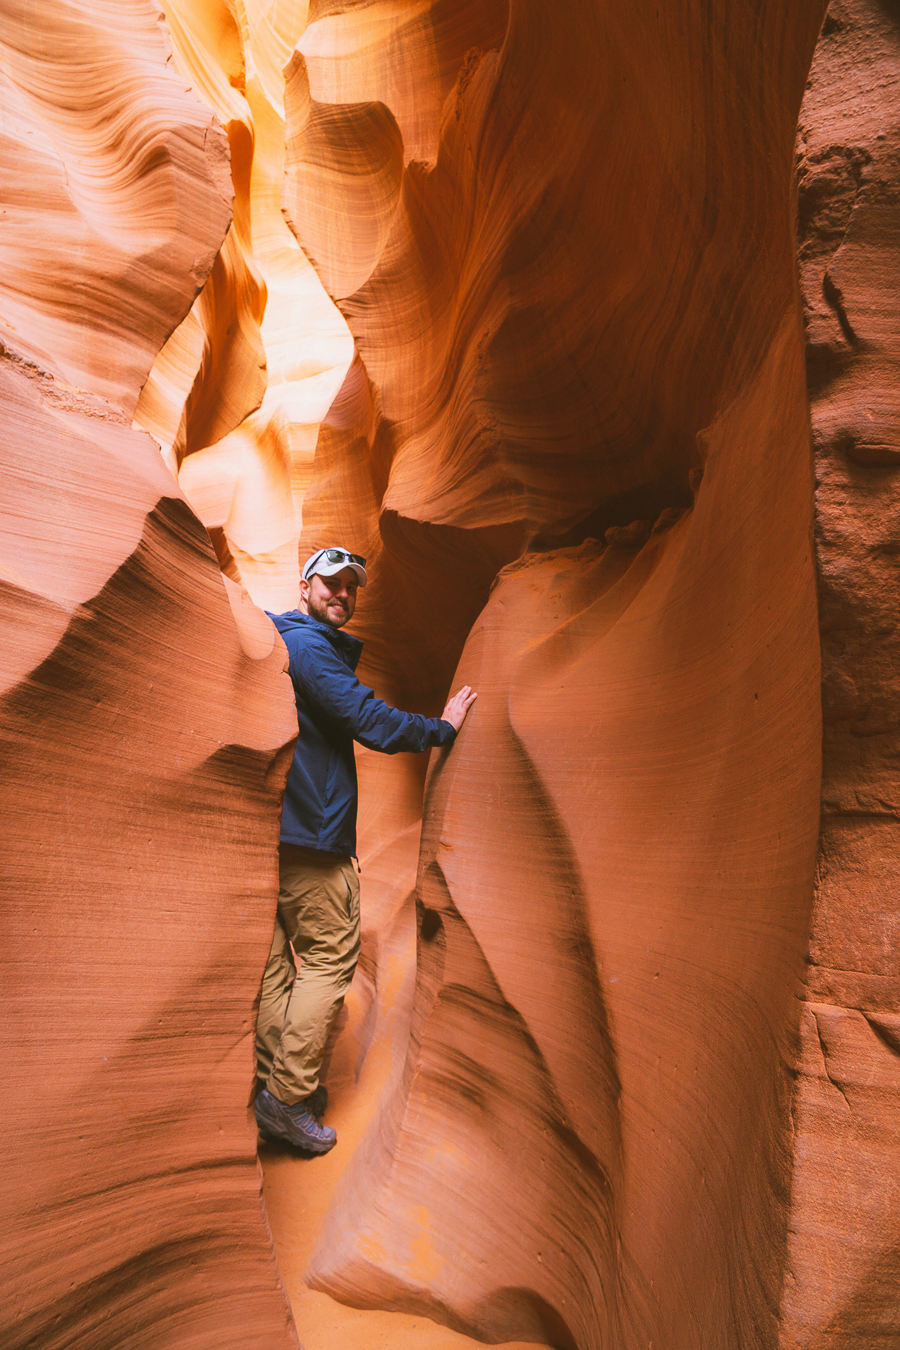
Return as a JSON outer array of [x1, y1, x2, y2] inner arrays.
[[307, 592, 350, 628]]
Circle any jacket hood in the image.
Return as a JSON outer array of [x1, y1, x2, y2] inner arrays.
[[267, 608, 363, 671]]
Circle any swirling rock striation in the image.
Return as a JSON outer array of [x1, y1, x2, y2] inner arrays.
[[281, 2, 828, 1347], [5, 0, 900, 1346], [135, 0, 355, 613], [0, 5, 299, 1348], [0, 0, 232, 416]]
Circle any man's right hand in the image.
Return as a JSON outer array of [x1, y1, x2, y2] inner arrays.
[[441, 685, 477, 731]]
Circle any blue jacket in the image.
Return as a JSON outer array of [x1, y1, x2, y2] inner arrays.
[[268, 610, 457, 856]]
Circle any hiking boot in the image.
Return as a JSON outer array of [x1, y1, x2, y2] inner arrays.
[[254, 1088, 337, 1154], [304, 1084, 328, 1118], [256, 1079, 328, 1118]]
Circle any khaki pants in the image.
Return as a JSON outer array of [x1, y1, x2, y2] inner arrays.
[[256, 843, 360, 1106]]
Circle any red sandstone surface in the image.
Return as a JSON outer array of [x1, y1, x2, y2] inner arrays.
[[1, 1, 898, 1348], [0, 5, 298, 1348], [789, 2, 900, 1343]]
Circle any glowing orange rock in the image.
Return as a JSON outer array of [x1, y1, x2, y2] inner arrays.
[[281, 2, 828, 1346], [0, 4, 298, 1346], [4, 0, 900, 1346]]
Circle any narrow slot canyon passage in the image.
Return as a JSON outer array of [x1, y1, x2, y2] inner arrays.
[[132, 3, 559, 1344], [2, 2, 899, 1349]]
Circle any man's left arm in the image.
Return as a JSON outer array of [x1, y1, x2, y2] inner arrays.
[[296, 641, 474, 753]]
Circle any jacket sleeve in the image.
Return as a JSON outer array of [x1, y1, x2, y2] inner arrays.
[[289, 636, 457, 754]]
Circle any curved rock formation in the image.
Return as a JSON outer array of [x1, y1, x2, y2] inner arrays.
[[0, 5, 298, 1348], [0, 0, 231, 415], [5, 0, 900, 1347], [280, 2, 826, 1347], [134, 0, 354, 613]]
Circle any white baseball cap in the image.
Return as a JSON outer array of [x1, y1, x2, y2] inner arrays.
[[302, 546, 368, 586]]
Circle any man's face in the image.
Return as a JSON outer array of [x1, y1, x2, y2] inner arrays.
[[299, 567, 359, 628]]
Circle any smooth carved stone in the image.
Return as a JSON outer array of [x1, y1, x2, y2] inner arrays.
[[5, 0, 900, 1346], [307, 321, 823, 1350], [0, 5, 300, 1346], [0, 0, 232, 417], [0, 350, 301, 1350], [283, 53, 406, 301], [281, 2, 827, 1347], [134, 0, 355, 612]]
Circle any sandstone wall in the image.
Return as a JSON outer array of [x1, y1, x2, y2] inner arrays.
[[133, 0, 354, 612], [0, 4, 299, 1347], [281, 3, 827, 1347], [4, 1, 900, 1348], [787, 3, 900, 1345]]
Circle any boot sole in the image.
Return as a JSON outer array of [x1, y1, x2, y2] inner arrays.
[[257, 1123, 337, 1155]]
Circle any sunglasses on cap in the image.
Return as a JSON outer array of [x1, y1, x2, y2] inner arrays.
[[302, 547, 367, 580], [319, 548, 366, 567]]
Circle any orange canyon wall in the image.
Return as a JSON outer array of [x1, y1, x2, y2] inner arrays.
[[0, 4, 299, 1348], [2, 1, 899, 1349], [289, 4, 825, 1348]]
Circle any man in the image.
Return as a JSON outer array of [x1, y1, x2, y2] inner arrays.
[[254, 545, 476, 1153]]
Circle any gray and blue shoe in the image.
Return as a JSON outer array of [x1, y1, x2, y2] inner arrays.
[[254, 1088, 337, 1154], [257, 1078, 328, 1118]]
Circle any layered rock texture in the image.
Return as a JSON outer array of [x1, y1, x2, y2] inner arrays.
[[285, 5, 826, 1348], [2, 0, 899, 1348], [789, 3, 900, 1343], [133, 0, 354, 612], [0, 4, 298, 1348]]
